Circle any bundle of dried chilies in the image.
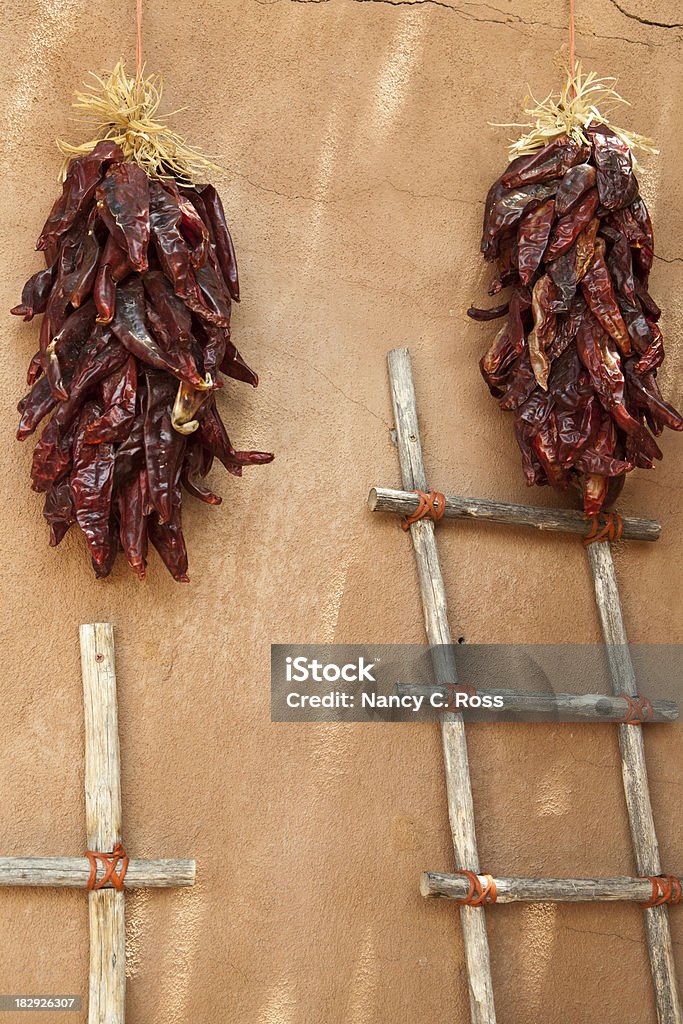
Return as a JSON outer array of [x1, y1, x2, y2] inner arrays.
[[12, 65, 272, 580], [469, 68, 682, 514]]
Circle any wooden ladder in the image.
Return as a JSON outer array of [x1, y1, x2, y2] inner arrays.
[[369, 347, 681, 1024]]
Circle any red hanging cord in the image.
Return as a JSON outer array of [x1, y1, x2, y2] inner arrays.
[[135, 0, 143, 84], [568, 0, 577, 97]]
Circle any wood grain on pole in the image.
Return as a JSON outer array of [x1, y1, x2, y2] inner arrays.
[[586, 544, 682, 1024], [80, 623, 126, 1024], [397, 684, 677, 723], [421, 872, 682, 904], [0, 858, 195, 888], [368, 487, 661, 542], [387, 348, 496, 1024]]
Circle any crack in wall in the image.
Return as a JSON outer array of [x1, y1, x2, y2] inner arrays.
[[289, 0, 658, 47], [565, 921, 683, 949], [385, 178, 481, 207], [655, 253, 683, 266], [224, 159, 483, 209], [268, 345, 393, 429], [606, 0, 683, 29], [292, 0, 554, 28]]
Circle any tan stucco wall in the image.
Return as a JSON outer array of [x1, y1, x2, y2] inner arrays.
[[0, 1, 681, 1022]]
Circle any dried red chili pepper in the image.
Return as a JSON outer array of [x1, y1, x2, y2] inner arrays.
[[37, 140, 123, 253], [220, 339, 259, 388], [580, 238, 631, 354], [30, 397, 82, 492], [148, 493, 189, 583], [488, 233, 519, 295], [629, 197, 655, 278], [198, 397, 273, 476], [161, 179, 210, 269], [544, 188, 599, 261], [181, 438, 222, 505], [527, 275, 557, 390], [142, 270, 193, 346], [45, 302, 98, 398], [547, 245, 577, 309], [634, 324, 665, 375], [602, 226, 636, 304], [499, 350, 537, 411], [625, 363, 683, 433], [96, 162, 150, 272], [194, 259, 232, 326], [517, 199, 555, 286], [480, 325, 516, 397], [112, 279, 206, 387], [587, 124, 637, 211], [94, 233, 130, 324], [70, 401, 117, 575], [192, 184, 241, 302], [501, 136, 588, 188], [481, 180, 558, 261], [12, 147, 273, 580], [466, 301, 509, 322], [11, 266, 56, 321], [83, 356, 137, 444], [143, 370, 186, 524], [574, 218, 599, 283], [116, 466, 149, 578], [43, 477, 76, 547], [470, 127, 682, 512], [554, 164, 596, 217]]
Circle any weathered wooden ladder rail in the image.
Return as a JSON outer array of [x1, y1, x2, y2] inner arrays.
[[1, 623, 196, 1024], [369, 347, 681, 1024]]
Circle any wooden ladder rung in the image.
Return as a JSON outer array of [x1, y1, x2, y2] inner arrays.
[[369, 486, 661, 542], [421, 872, 682, 905]]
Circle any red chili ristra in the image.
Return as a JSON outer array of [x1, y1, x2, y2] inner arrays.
[[469, 130, 682, 514], [12, 143, 273, 580]]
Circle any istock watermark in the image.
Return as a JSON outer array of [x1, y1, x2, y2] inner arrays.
[[285, 656, 377, 684], [271, 644, 682, 723]]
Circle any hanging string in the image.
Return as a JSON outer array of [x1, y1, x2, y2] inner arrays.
[[568, 0, 577, 97], [135, 0, 143, 85]]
